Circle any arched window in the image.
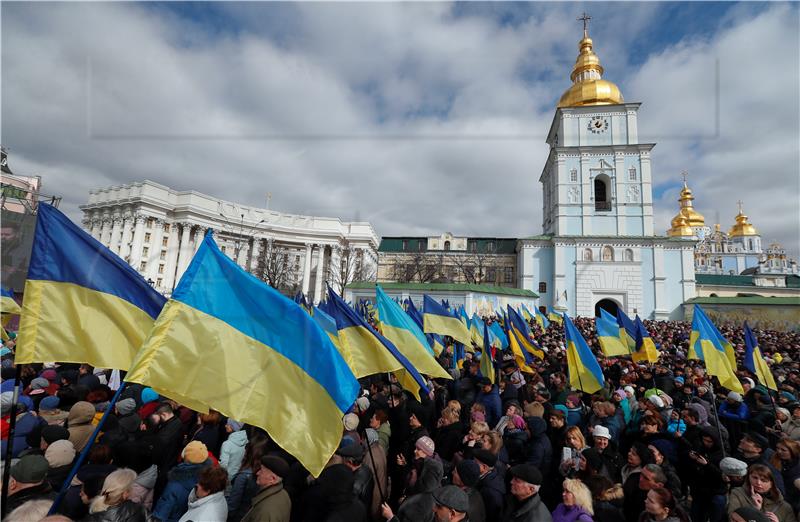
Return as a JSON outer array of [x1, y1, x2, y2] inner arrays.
[[602, 246, 614, 261], [444, 241, 451, 251], [583, 248, 593, 262], [594, 175, 611, 211], [624, 248, 634, 262]]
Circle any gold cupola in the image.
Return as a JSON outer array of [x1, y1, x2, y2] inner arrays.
[[729, 201, 759, 237], [667, 214, 694, 237], [667, 177, 706, 236], [557, 23, 624, 108]]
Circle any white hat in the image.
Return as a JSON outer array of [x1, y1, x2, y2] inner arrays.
[[343, 413, 359, 431], [743, 377, 755, 388], [727, 391, 743, 403], [624, 386, 635, 396], [592, 425, 611, 439], [648, 395, 664, 408]]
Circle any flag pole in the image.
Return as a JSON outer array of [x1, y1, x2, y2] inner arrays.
[[356, 401, 386, 504], [47, 381, 128, 515], [707, 381, 728, 459], [1, 364, 23, 519]]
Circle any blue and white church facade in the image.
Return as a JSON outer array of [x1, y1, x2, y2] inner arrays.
[[517, 27, 696, 320]]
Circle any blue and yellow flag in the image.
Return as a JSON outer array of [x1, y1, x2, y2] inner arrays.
[[744, 322, 777, 391], [294, 291, 313, 315], [564, 312, 605, 394], [1, 287, 21, 315], [529, 304, 550, 329], [470, 314, 486, 349], [423, 295, 472, 346], [125, 233, 359, 477], [405, 299, 444, 356], [698, 306, 736, 370], [489, 321, 508, 350], [313, 305, 343, 354], [547, 308, 563, 325], [596, 309, 630, 357], [632, 316, 659, 363], [519, 304, 533, 322], [504, 316, 535, 373], [328, 286, 430, 397], [688, 305, 743, 394], [480, 322, 495, 384], [507, 305, 544, 360], [616, 308, 638, 353], [376, 287, 450, 392], [17, 203, 166, 370]]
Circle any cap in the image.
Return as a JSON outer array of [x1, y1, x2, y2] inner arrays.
[[260, 455, 290, 478], [41, 425, 70, 444], [115, 398, 136, 416], [10, 455, 49, 483], [509, 463, 542, 485], [472, 448, 497, 468], [592, 425, 611, 439], [674, 376, 685, 385], [343, 412, 359, 431], [727, 391, 743, 403], [432, 485, 469, 512], [455, 459, 481, 487], [336, 442, 364, 460], [744, 431, 769, 450], [39, 395, 60, 412], [719, 457, 748, 477]]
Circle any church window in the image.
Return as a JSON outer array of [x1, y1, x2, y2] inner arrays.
[[162, 237, 169, 247], [504, 267, 514, 283], [570, 169, 578, 182], [594, 176, 611, 211], [144, 233, 151, 243], [538, 282, 547, 293], [444, 241, 451, 251], [487, 241, 495, 253], [139, 261, 146, 271], [602, 246, 614, 261], [583, 249, 593, 262], [624, 249, 634, 262], [628, 167, 637, 181]]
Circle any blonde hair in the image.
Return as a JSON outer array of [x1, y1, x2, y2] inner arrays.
[[470, 421, 490, 438], [565, 426, 586, 450], [483, 431, 504, 454], [6, 500, 53, 522], [447, 400, 461, 413], [563, 478, 594, 514], [441, 406, 460, 425], [89, 468, 137, 513]]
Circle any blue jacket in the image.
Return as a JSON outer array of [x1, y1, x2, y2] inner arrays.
[[226, 468, 258, 522], [719, 401, 749, 422], [152, 460, 211, 522], [1, 412, 46, 458], [475, 386, 502, 427]]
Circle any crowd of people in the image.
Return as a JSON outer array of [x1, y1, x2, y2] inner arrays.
[[1, 315, 800, 522]]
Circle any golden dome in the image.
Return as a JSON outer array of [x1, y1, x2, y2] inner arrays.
[[558, 33, 624, 108], [667, 214, 694, 237], [729, 202, 759, 237], [676, 183, 706, 227]]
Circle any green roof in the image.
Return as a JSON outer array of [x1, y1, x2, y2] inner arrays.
[[687, 296, 800, 306], [346, 281, 538, 298], [695, 274, 756, 287], [788, 275, 800, 288], [379, 237, 518, 254]]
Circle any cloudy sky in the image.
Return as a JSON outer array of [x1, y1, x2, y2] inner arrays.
[[3, 2, 799, 255]]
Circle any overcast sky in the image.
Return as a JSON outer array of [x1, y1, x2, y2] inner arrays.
[[3, 2, 798, 256]]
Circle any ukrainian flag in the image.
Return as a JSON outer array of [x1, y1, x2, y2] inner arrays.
[[489, 321, 508, 350], [507, 305, 544, 360], [480, 322, 495, 384], [375, 286, 450, 381], [547, 308, 563, 325], [504, 316, 535, 373], [744, 322, 777, 391], [328, 286, 430, 397], [125, 232, 359, 477], [423, 295, 472, 346], [529, 305, 550, 329], [596, 309, 630, 357], [616, 308, 638, 353], [519, 304, 533, 322], [470, 314, 486, 349], [698, 306, 737, 370], [405, 299, 444, 356], [689, 305, 743, 394], [1, 287, 21, 315], [313, 305, 345, 356], [632, 316, 659, 363], [563, 312, 605, 394], [16, 203, 166, 370]]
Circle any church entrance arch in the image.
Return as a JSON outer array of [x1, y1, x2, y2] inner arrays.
[[594, 298, 620, 318]]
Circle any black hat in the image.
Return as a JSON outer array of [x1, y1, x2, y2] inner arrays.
[[509, 463, 542, 485], [472, 448, 497, 468], [336, 442, 364, 460], [10, 455, 49, 483], [260, 455, 290, 478], [478, 377, 492, 386], [455, 459, 481, 487], [581, 448, 604, 472], [744, 431, 769, 450], [41, 425, 70, 445], [432, 485, 469, 512]]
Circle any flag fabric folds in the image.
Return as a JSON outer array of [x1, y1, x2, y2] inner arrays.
[[563, 313, 605, 394], [17, 203, 167, 370], [423, 295, 472, 346], [596, 309, 630, 357], [125, 233, 359, 477], [632, 316, 659, 363], [1, 287, 21, 315], [744, 322, 777, 391], [504, 317, 535, 373], [489, 321, 509, 350], [506, 305, 544, 360], [547, 308, 563, 325], [405, 299, 444, 356], [616, 308, 638, 353], [480, 322, 495, 384], [531, 305, 550, 329], [688, 305, 743, 394]]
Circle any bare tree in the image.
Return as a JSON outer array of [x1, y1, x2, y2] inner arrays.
[[331, 240, 377, 294], [254, 237, 293, 292], [452, 252, 503, 285], [389, 253, 444, 283]]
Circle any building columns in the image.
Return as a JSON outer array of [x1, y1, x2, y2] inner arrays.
[[128, 215, 146, 269], [99, 217, 112, 246], [90, 218, 102, 240], [164, 224, 181, 291], [146, 220, 165, 284], [313, 244, 325, 304], [248, 238, 261, 274], [119, 215, 134, 261], [109, 216, 123, 254], [302, 243, 313, 296], [175, 223, 195, 283], [193, 227, 206, 254]]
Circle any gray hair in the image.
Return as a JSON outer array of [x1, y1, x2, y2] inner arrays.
[[643, 463, 667, 485]]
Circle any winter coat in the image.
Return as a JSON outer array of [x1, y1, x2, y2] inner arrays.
[[226, 468, 258, 522], [352, 463, 374, 509], [86, 500, 147, 522], [47, 463, 74, 492], [152, 460, 212, 522], [1, 411, 46, 458], [317, 464, 368, 522], [364, 441, 389, 521], [4, 481, 55, 514], [719, 401, 750, 422], [191, 424, 222, 457], [477, 468, 506, 522], [67, 401, 97, 452], [396, 458, 443, 522], [782, 418, 800, 441], [551, 503, 594, 522], [434, 421, 463, 462], [179, 489, 228, 522], [130, 463, 158, 511], [726, 486, 797, 522], [220, 430, 248, 479], [476, 385, 503, 427], [240, 483, 291, 522], [154, 416, 185, 472], [501, 493, 553, 522], [525, 417, 553, 474]]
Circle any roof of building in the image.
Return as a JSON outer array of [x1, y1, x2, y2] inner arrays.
[[695, 274, 756, 287], [379, 237, 518, 254], [687, 296, 800, 306], [346, 281, 539, 298]]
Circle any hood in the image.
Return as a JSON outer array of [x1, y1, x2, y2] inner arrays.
[[319, 463, 355, 505], [134, 464, 158, 489], [417, 457, 444, 493], [167, 460, 211, 484], [187, 489, 225, 508], [227, 429, 248, 447], [67, 401, 96, 425], [687, 403, 709, 425], [699, 425, 722, 452], [526, 416, 547, 437]]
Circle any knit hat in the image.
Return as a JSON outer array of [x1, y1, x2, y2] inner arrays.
[[115, 398, 136, 416], [592, 425, 611, 439], [650, 438, 677, 464], [719, 457, 748, 477], [39, 395, 60, 412], [182, 441, 208, 464], [42, 425, 70, 445], [30, 377, 50, 391], [743, 377, 755, 389], [415, 436, 435, 457], [554, 404, 569, 416], [511, 414, 525, 430], [365, 428, 379, 446], [614, 389, 627, 401], [727, 391, 743, 403], [472, 448, 498, 468], [10, 455, 49, 483], [470, 410, 486, 423], [1, 391, 14, 415], [743, 431, 769, 450], [524, 402, 544, 418], [674, 376, 685, 385], [455, 459, 481, 487], [45, 439, 76, 468], [624, 385, 635, 397], [776, 407, 790, 419], [227, 419, 244, 432], [343, 413, 359, 431], [781, 391, 797, 402], [140, 387, 159, 404], [41, 369, 58, 382]]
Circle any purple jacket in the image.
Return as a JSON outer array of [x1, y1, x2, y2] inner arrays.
[[551, 503, 594, 522]]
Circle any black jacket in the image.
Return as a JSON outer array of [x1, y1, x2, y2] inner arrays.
[[5, 481, 56, 514], [477, 469, 505, 522], [501, 493, 553, 522], [86, 500, 147, 522]]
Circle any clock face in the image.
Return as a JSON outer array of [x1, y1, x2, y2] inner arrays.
[[587, 116, 609, 134]]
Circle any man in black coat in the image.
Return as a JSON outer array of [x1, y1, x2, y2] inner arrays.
[[473, 449, 505, 522], [338, 443, 374, 511], [501, 464, 551, 522]]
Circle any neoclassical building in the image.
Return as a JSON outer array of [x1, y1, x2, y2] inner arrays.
[[80, 180, 379, 301]]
